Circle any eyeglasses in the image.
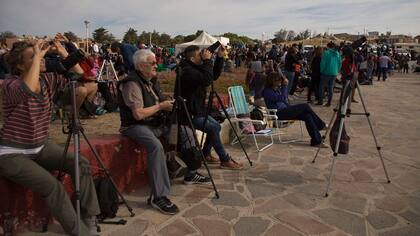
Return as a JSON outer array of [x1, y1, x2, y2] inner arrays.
[[144, 61, 157, 66]]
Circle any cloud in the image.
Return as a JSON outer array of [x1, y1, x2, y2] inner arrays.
[[1, 0, 419, 39]]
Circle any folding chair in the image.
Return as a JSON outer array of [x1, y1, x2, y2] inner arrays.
[[228, 86, 279, 152]]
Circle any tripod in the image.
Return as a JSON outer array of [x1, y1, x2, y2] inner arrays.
[[311, 78, 391, 197], [172, 66, 220, 198], [201, 82, 253, 166], [58, 79, 134, 235], [97, 58, 120, 82]]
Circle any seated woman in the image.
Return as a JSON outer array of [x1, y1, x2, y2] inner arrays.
[[262, 72, 328, 148], [246, 60, 266, 105]]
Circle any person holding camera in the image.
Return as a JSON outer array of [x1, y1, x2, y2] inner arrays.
[[0, 40, 100, 235], [262, 72, 328, 148], [110, 41, 138, 73], [118, 49, 180, 215], [178, 45, 244, 170]]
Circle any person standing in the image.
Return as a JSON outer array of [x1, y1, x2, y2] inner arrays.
[[284, 46, 299, 94], [378, 53, 391, 81], [319, 42, 342, 106], [308, 47, 323, 103]]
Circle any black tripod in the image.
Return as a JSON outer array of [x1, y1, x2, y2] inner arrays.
[[311, 78, 391, 197], [201, 82, 253, 166], [172, 66, 220, 198], [58, 78, 134, 235]]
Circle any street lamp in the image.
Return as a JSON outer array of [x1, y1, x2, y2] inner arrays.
[[84, 20, 90, 52]]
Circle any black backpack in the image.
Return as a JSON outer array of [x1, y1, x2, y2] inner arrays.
[[250, 106, 267, 131], [94, 177, 119, 220]]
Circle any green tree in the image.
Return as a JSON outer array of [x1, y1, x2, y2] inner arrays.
[[63, 31, 79, 42], [221, 32, 253, 45], [159, 33, 172, 47], [138, 31, 150, 45], [92, 27, 115, 44], [171, 35, 184, 45], [123, 27, 138, 44]]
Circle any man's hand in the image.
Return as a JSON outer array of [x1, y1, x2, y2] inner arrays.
[[282, 78, 289, 86], [50, 40, 69, 58], [217, 45, 226, 58], [34, 39, 50, 61], [159, 100, 174, 111], [201, 49, 212, 60]]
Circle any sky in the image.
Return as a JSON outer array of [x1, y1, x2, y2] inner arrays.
[[1, 0, 419, 40]]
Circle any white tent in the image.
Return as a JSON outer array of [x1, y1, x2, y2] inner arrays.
[[175, 32, 229, 55]]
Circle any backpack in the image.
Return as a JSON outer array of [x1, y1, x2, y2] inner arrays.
[[250, 106, 267, 131], [94, 177, 119, 220]]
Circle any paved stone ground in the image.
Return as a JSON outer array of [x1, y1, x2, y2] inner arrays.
[[23, 72, 420, 236]]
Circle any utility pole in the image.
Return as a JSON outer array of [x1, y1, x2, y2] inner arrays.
[[84, 20, 90, 52]]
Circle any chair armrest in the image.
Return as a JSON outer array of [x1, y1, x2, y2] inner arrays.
[[231, 118, 266, 125]]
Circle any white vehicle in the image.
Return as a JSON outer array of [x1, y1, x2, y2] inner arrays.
[[303, 45, 314, 54]]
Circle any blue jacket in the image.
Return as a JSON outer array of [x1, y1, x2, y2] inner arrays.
[[120, 43, 138, 72], [320, 48, 342, 76], [262, 86, 289, 111]]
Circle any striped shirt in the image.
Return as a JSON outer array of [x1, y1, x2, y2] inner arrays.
[[0, 73, 66, 149]]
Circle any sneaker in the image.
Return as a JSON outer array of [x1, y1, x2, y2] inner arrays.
[[82, 216, 100, 236], [205, 155, 220, 164], [220, 158, 244, 170], [184, 172, 211, 185], [151, 196, 179, 215]]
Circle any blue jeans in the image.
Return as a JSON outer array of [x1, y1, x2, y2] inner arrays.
[[192, 116, 229, 162], [319, 74, 336, 104], [378, 67, 388, 81], [284, 71, 295, 94]]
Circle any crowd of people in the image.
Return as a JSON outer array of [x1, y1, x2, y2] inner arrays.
[[0, 33, 418, 235]]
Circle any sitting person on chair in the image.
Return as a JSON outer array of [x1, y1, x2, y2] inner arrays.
[[117, 49, 180, 215], [0, 40, 100, 235], [178, 45, 243, 170], [262, 72, 328, 148]]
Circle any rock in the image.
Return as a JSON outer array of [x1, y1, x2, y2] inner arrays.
[[330, 192, 367, 214], [158, 219, 196, 236], [254, 196, 295, 214], [275, 211, 334, 235], [366, 210, 398, 229], [314, 208, 366, 236], [211, 191, 250, 207], [183, 203, 217, 218], [283, 192, 318, 210], [262, 170, 304, 185], [245, 179, 284, 199], [219, 208, 239, 221], [108, 219, 148, 236], [192, 217, 231, 236], [265, 224, 304, 236], [233, 216, 271, 236]]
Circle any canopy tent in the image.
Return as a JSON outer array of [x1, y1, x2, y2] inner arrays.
[[175, 31, 229, 55]]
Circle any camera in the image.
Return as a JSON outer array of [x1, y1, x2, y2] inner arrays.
[[350, 36, 367, 50], [207, 41, 221, 53]]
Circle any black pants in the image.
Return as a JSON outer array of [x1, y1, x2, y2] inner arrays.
[[276, 104, 325, 145], [307, 76, 320, 102]]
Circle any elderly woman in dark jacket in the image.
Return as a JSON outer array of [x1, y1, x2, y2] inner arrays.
[[262, 72, 328, 148]]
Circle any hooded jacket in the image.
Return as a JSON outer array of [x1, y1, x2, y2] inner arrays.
[[320, 48, 342, 76], [177, 56, 224, 117]]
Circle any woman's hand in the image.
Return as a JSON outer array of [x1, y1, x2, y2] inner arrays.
[[50, 40, 69, 58], [33, 39, 50, 61]]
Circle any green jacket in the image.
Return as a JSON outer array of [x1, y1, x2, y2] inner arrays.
[[320, 48, 342, 76]]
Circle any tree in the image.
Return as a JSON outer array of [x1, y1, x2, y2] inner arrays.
[[286, 30, 296, 41], [172, 35, 185, 45], [92, 27, 115, 44], [123, 28, 138, 44], [63, 31, 79, 42], [159, 33, 172, 47], [0, 31, 16, 43], [221, 32, 253, 45], [138, 31, 150, 45], [274, 29, 288, 41]]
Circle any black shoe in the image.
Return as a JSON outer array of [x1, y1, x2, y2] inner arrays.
[[184, 172, 211, 185], [151, 197, 179, 215]]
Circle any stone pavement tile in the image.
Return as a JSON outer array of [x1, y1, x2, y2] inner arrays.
[[290, 157, 305, 165], [181, 188, 213, 204], [330, 192, 367, 214], [274, 211, 334, 235], [182, 203, 217, 218], [301, 165, 323, 181], [139, 209, 172, 226], [353, 159, 381, 170], [260, 155, 288, 163], [314, 208, 366, 236], [108, 219, 148, 236], [407, 196, 420, 214], [158, 219, 197, 236], [394, 172, 420, 190], [333, 182, 383, 196], [233, 216, 271, 236], [216, 183, 235, 190], [211, 191, 250, 207], [254, 196, 295, 214], [399, 210, 420, 226], [219, 207, 239, 221], [295, 183, 326, 196], [245, 179, 284, 199], [192, 217, 231, 236], [236, 184, 245, 193], [351, 169, 374, 182], [366, 210, 398, 230], [264, 224, 304, 236], [222, 172, 242, 182], [374, 196, 407, 213], [380, 182, 408, 195], [283, 192, 318, 210], [378, 226, 420, 236], [260, 170, 304, 186]]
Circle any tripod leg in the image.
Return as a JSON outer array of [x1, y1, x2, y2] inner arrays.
[[80, 129, 136, 217], [312, 105, 338, 163], [355, 82, 391, 183], [178, 97, 219, 198], [214, 92, 252, 166], [108, 61, 120, 81], [199, 91, 214, 148], [97, 60, 106, 81]]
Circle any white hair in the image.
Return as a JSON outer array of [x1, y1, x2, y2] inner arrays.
[[133, 49, 155, 70]]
